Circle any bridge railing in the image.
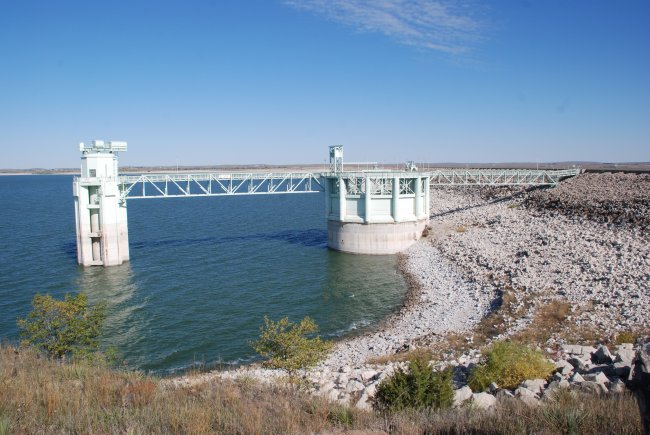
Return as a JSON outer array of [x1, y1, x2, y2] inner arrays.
[[322, 168, 582, 186], [109, 168, 581, 200], [117, 172, 324, 200], [427, 168, 581, 186]]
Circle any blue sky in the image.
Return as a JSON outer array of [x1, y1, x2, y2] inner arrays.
[[1, 0, 648, 168]]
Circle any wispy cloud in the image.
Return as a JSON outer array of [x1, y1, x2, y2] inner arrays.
[[284, 0, 484, 55]]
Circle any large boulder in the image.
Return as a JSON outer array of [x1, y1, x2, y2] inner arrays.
[[567, 357, 589, 373], [346, 379, 365, 394], [615, 344, 636, 366], [453, 386, 473, 407], [360, 369, 379, 382], [520, 379, 546, 396], [554, 359, 574, 376], [471, 392, 497, 410], [355, 389, 373, 410], [583, 371, 610, 386], [614, 361, 631, 379], [592, 345, 613, 364], [562, 344, 596, 356], [570, 372, 585, 383], [515, 387, 540, 407]]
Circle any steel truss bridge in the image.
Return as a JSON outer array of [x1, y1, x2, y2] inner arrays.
[[114, 168, 581, 201], [117, 172, 323, 201], [428, 168, 581, 186]]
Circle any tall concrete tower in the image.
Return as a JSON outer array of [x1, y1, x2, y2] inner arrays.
[[73, 140, 129, 266]]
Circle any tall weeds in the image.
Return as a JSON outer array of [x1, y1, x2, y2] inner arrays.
[[0, 344, 642, 434]]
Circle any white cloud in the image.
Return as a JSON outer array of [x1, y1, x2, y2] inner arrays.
[[284, 0, 484, 55]]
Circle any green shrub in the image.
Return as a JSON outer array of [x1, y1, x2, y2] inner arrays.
[[468, 341, 554, 391], [17, 293, 106, 359], [251, 316, 331, 376], [327, 405, 355, 428], [373, 352, 454, 413]]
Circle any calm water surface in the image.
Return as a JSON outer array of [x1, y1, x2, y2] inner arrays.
[[0, 175, 407, 373]]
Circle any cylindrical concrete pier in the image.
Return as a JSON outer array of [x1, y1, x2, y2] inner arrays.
[[324, 171, 429, 255]]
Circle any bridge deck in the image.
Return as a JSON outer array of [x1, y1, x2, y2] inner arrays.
[[104, 168, 581, 200]]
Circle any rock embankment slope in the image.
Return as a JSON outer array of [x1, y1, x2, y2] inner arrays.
[[428, 172, 649, 338]]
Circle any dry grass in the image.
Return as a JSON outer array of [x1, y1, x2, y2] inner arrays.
[[367, 348, 433, 365], [511, 299, 571, 345], [464, 287, 537, 349], [0, 345, 643, 434], [388, 390, 642, 435], [0, 345, 377, 434]]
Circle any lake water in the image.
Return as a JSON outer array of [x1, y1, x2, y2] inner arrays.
[[0, 175, 407, 373]]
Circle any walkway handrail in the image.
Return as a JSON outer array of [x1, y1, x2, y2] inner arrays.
[[116, 172, 324, 200], [106, 168, 582, 201]]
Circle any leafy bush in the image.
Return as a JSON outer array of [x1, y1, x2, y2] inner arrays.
[[468, 341, 554, 391], [251, 316, 331, 375], [373, 352, 453, 413], [17, 293, 106, 359]]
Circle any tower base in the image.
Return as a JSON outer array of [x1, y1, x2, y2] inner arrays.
[[327, 219, 428, 255]]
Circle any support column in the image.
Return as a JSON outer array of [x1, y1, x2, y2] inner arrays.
[[364, 176, 371, 223], [338, 177, 346, 222], [415, 176, 422, 218], [392, 177, 400, 222], [324, 177, 331, 218], [424, 176, 430, 218]]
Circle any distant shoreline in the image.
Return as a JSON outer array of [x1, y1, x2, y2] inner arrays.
[[2, 162, 649, 176]]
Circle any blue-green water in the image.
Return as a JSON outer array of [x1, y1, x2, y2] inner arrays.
[[0, 175, 407, 373]]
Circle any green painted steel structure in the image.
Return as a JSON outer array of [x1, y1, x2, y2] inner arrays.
[[111, 168, 581, 201]]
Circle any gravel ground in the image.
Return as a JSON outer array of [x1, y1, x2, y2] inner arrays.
[[429, 173, 649, 337]]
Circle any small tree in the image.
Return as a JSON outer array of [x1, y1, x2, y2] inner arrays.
[[18, 293, 106, 359], [373, 352, 454, 413], [251, 316, 331, 376]]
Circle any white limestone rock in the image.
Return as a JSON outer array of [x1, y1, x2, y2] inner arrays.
[[583, 371, 609, 385], [471, 392, 497, 410], [562, 344, 596, 356], [520, 379, 546, 395], [453, 386, 473, 407], [345, 379, 365, 394], [515, 387, 540, 407]]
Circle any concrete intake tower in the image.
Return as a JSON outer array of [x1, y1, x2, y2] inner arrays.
[[323, 146, 430, 255], [73, 141, 129, 266]]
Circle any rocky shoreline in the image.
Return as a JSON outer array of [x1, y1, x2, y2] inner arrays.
[[169, 172, 650, 411]]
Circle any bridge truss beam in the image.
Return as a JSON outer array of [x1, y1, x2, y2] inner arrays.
[[116, 172, 324, 201], [427, 168, 581, 186]]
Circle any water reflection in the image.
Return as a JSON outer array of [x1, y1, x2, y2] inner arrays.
[[77, 264, 143, 353]]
